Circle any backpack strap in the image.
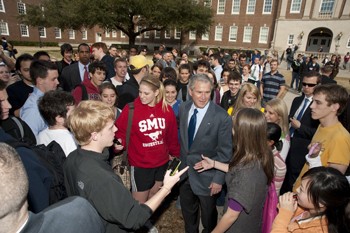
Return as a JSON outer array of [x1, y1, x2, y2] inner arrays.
[[74, 84, 88, 101], [10, 116, 25, 140], [122, 102, 134, 166]]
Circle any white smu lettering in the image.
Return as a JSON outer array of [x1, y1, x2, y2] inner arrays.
[[139, 118, 166, 132]]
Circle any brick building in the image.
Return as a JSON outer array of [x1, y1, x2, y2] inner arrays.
[[0, 0, 349, 55]]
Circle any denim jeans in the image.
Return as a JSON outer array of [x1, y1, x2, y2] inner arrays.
[[290, 72, 299, 89]]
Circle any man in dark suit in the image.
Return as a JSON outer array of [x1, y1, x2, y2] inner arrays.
[[59, 43, 90, 92], [179, 74, 232, 233], [280, 71, 320, 194], [0, 143, 105, 233]]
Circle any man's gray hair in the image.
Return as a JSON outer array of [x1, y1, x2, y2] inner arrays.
[[0, 143, 28, 217], [188, 73, 213, 91]]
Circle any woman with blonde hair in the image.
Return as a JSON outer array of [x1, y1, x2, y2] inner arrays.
[[228, 83, 262, 116], [264, 98, 290, 161], [115, 75, 180, 204]]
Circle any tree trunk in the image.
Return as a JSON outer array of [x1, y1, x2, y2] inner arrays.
[[128, 35, 136, 48]]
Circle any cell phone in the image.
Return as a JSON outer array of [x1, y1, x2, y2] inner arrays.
[[308, 143, 319, 158], [168, 158, 181, 176], [113, 139, 121, 146]]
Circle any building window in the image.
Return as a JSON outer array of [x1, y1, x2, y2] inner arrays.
[[164, 30, 171, 39], [243, 26, 253, 43], [105, 30, 110, 38], [38, 26, 46, 38], [82, 29, 87, 40], [144, 30, 150, 38], [246, 0, 256, 14], [154, 30, 160, 39], [229, 26, 238, 42], [215, 26, 223, 41], [136, 26, 142, 38], [189, 30, 196, 40], [19, 24, 29, 37], [259, 27, 269, 43], [217, 0, 226, 14], [68, 29, 75, 39], [54, 27, 61, 39], [0, 22, 9, 36], [121, 31, 126, 38], [290, 0, 302, 13], [288, 34, 294, 45], [17, 2, 26, 14], [231, 0, 240, 14], [174, 28, 181, 39], [0, 0, 5, 12], [112, 30, 117, 38], [263, 0, 273, 14], [319, 0, 334, 18], [202, 29, 209, 41], [204, 0, 212, 7]]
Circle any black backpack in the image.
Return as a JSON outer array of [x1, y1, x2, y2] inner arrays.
[[0, 116, 37, 146], [7, 140, 67, 205]]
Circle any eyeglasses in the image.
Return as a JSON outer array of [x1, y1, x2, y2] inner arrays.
[[302, 82, 317, 87]]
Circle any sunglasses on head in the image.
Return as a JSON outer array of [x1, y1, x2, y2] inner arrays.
[[302, 82, 317, 87]]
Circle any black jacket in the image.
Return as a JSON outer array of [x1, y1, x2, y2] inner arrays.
[[63, 148, 152, 233]]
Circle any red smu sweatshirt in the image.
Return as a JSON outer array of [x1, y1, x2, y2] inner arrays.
[[72, 78, 100, 105], [115, 97, 180, 168]]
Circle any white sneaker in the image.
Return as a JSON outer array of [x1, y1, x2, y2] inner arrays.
[[144, 220, 158, 233], [148, 225, 158, 233]]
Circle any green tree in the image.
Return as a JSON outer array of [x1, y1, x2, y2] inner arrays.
[[22, 0, 213, 47]]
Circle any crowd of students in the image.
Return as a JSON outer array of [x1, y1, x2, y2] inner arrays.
[[0, 42, 349, 233]]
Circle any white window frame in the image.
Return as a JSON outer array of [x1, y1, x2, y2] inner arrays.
[[319, 0, 334, 16], [0, 0, 5, 12], [243, 26, 253, 43], [189, 30, 196, 40], [17, 2, 26, 14], [202, 30, 209, 41], [246, 0, 256, 14], [39, 26, 46, 38], [174, 28, 181, 39], [144, 30, 150, 38], [19, 24, 29, 37], [215, 26, 223, 41], [259, 27, 269, 44], [231, 0, 240, 14], [204, 0, 212, 7], [68, 29, 75, 40], [112, 30, 117, 38], [217, 0, 226, 14], [136, 26, 142, 38], [154, 30, 160, 39], [82, 29, 87, 40], [121, 31, 126, 38], [229, 26, 238, 42], [164, 29, 171, 39], [290, 0, 302, 13], [54, 27, 61, 39], [105, 30, 110, 38], [288, 34, 294, 45], [0, 22, 9, 36], [262, 0, 273, 14]]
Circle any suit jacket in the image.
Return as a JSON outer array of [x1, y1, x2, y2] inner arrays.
[[179, 101, 232, 196], [21, 196, 105, 233], [59, 63, 82, 92], [289, 95, 319, 141], [282, 95, 319, 193]]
